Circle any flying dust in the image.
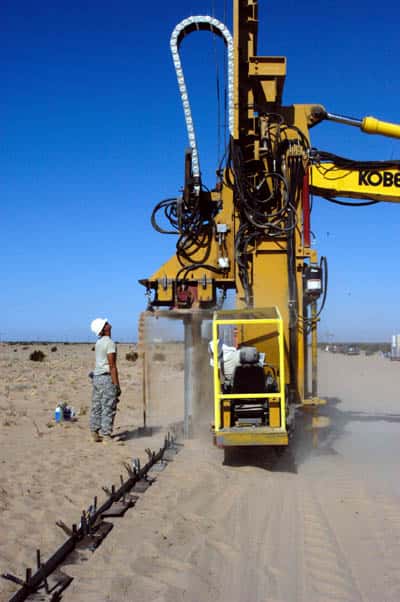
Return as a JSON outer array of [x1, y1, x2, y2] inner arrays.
[[138, 311, 214, 439]]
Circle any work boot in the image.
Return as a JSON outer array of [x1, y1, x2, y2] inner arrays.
[[102, 434, 113, 443], [91, 431, 102, 443]]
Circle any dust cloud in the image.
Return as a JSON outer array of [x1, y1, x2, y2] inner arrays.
[[139, 312, 214, 438]]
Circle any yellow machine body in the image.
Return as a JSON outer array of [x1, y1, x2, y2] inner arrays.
[[140, 0, 400, 448]]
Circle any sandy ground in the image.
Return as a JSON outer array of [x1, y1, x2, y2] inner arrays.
[[2, 346, 400, 601], [0, 342, 184, 601]]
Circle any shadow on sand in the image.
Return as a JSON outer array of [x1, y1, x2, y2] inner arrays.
[[113, 425, 163, 441], [114, 419, 184, 442], [292, 396, 400, 468], [221, 397, 400, 474], [222, 444, 298, 474]]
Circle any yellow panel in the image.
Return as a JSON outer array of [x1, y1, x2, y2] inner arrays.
[[302, 397, 326, 406], [242, 246, 290, 385], [157, 283, 174, 303], [269, 399, 280, 427], [222, 400, 231, 428], [216, 427, 288, 447], [248, 56, 286, 77], [198, 282, 214, 303]]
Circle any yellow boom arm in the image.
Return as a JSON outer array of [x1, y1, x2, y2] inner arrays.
[[310, 163, 400, 203]]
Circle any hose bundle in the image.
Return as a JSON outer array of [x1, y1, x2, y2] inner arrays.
[[227, 115, 310, 305]]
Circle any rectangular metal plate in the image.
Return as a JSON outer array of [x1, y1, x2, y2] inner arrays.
[[149, 461, 167, 473], [101, 496, 138, 517], [133, 479, 153, 493], [216, 426, 288, 447], [26, 570, 73, 601], [77, 521, 113, 552], [163, 450, 177, 461]]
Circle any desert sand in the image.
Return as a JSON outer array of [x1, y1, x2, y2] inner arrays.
[[1, 344, 400, 601]]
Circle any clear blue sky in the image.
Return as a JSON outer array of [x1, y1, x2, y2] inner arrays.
[[1, 0, 399, 342]]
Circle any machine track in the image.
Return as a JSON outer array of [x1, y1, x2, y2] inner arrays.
[[300, 484, 364, 602]]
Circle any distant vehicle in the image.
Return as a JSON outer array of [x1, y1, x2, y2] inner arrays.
[[347, 346, 360, 356]]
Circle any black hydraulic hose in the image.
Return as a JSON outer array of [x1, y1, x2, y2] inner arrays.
[[151, 198, 181, 234], [312, 148, 400, 170], [322, 195, 380, 207], [314, 255, 328, 319], [175, 262, 224, 282], [287, 211, 298, 401]]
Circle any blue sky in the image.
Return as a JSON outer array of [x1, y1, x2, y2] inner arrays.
[[1, 0, 399, 342]]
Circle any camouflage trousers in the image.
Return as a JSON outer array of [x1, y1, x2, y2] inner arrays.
[[90, 374, 117, 436]]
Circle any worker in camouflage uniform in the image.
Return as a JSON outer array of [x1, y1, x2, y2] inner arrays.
[[89, 318, 121, 442]]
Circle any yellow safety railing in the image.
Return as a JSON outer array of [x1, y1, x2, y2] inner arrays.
[[212, 311, 286, 432]]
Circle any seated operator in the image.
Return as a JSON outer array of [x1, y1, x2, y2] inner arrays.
[[208, 339, 240, 392]]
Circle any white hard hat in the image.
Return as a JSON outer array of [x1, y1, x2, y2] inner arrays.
[[90, 318, 108, 336]]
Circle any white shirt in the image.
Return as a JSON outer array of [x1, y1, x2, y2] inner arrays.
[[94, 336, 116, 375], [209, 342, 239, 384]]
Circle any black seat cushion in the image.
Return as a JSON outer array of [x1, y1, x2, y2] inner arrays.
[[232, 365, 267, 395]]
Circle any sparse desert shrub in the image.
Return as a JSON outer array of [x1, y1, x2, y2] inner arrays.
[[29, 350, 46, 362], [125, 351, 138, 362], [153, 352, 166, 362], [51, 346, 57, 352]]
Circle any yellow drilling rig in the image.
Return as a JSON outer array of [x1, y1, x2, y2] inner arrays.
[[140, 0, 400, 449]]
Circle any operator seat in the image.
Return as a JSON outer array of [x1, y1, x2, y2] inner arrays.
[[231, 347, 268, 425]]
